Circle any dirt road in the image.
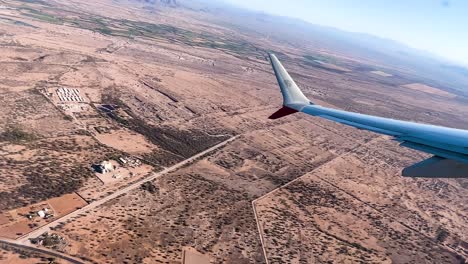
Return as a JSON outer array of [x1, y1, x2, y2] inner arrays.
[[250, 136, 382, 264], [16, 136, 239, 245], [0, 238, 88, 264]]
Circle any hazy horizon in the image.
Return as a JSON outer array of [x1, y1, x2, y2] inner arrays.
[[223, 0, 468, 67]]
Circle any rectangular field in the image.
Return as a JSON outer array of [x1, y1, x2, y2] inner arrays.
[[0, 193, 87, 239], [47, 193, 88, 216]]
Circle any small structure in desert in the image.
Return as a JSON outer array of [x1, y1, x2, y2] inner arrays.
[[118, 157, 127, 165], [30, 232, 65, 249], [27, 207, 53, 220], [93, 161, 116, 174], [37, 210, 46, 218], [56, 87, 85, 102]]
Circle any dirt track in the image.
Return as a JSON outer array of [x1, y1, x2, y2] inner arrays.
[[0, 238, 88, 264], [16, 136, 239, 245]]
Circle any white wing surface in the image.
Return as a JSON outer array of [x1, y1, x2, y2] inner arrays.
[[268, 54, 468, 178]]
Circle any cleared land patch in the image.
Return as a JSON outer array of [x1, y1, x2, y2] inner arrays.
[[371, 70, 393, 77], [94, 128, 156, 155], [0, 193, 86, 239], [402, 83, 455, 98]]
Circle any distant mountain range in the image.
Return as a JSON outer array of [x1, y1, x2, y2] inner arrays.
[[440, 64, 468, 77], [127, 0, 468, 95]]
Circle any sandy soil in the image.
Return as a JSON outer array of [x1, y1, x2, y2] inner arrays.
[[0, 221, 32, 240], [0, 193, 86, 239], [182, 247, 211, 264], [0, 214, 10, 226], [94, 129, 156, 154], [0, 246, 67, 264], [0, 0, 466, 263], [95, 161, 153, 185], [47, 193, 87, 217], [254, 136, 467, 263]]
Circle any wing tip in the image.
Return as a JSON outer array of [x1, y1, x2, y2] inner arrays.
[[269, 106, 298, 119], [402, 156, 468, 178]]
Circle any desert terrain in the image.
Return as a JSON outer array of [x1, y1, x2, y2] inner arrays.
[[0, 0, 466, 263], [0, 244, 67, 264]]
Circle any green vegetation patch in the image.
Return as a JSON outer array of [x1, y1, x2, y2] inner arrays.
[[13, 20, 36, 27], [15, 1, 266, 58], [304, 54, 337, 64], [302, 54, 351, 74], [0, 17, 37, 28], [17, 0, 51, 5], [20, 7, 63, 24]]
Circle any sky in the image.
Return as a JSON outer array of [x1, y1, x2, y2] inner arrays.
[[223, 0, 468, 66]]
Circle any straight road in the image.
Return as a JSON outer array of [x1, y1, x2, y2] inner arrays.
[[0, 238, 88, 264], [16, 136, 239, 245], [250, 136, 383, 264]]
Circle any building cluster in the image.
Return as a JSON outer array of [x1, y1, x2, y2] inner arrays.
[[93, 161, 116, 174], [56, 87, 85, 102], [118, 156, 142, 168], [30, 232, 64, 248], [97, 104, 117, 113], [92, 157, 143, 181], [26, 207, 54, 220], [94, 126, 112, 134], [59, 104, 86, 112]]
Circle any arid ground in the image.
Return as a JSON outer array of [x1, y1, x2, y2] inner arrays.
[[0, 0, 466, 263]]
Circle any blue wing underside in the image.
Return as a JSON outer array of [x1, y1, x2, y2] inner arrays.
[[301, 104, 468, 178]]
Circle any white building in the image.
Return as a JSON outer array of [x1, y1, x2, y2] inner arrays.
[[101, 161, 115, 173], [37, 210, 46, 218]]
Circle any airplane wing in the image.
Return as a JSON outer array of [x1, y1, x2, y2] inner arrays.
[[268, 53, 468, 178]]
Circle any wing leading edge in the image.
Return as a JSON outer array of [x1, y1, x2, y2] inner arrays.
[[268, 53, 468, 178]]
